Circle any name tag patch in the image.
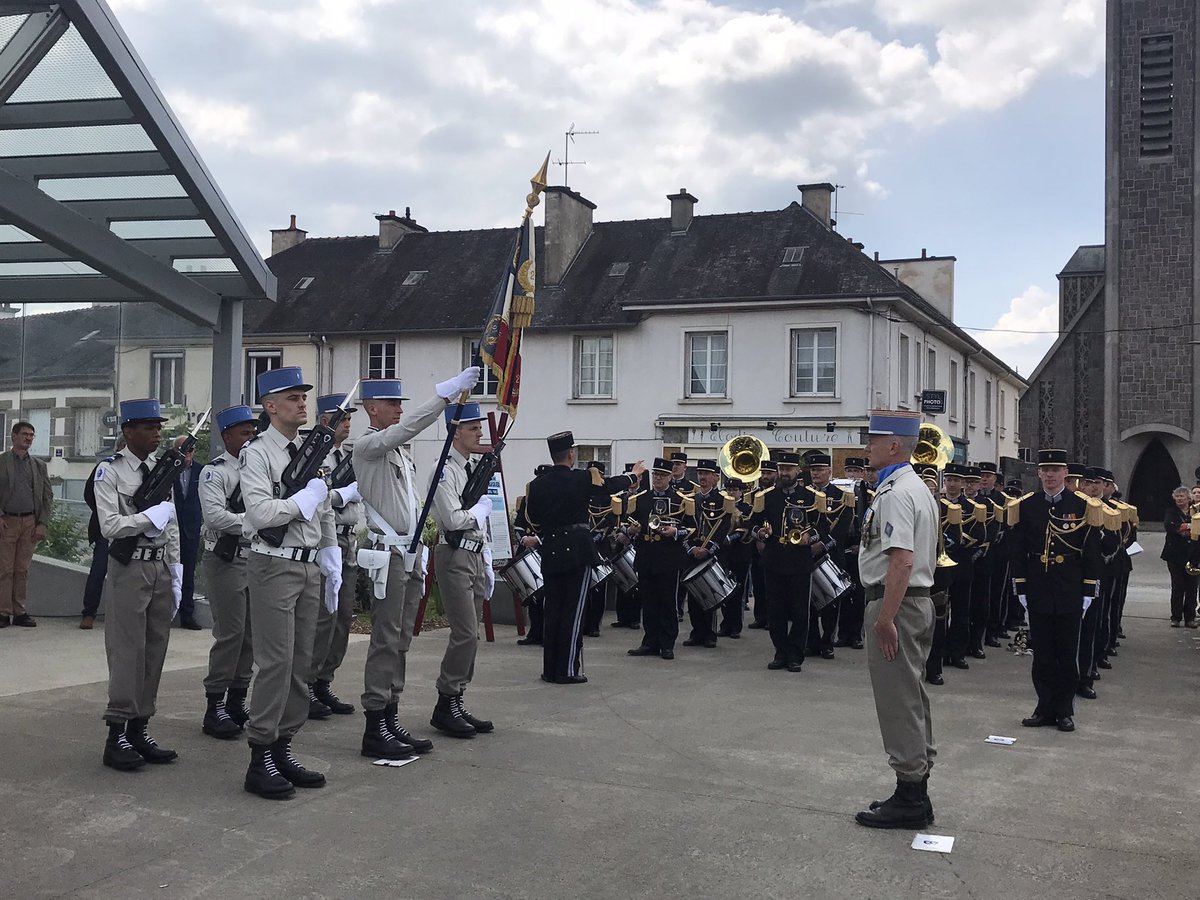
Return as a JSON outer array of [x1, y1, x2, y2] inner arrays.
[[884, 522, 894, 537]]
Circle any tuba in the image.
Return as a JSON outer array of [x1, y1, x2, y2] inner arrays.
[[719, 435, 770, 483], [911, 423, 957, 568]]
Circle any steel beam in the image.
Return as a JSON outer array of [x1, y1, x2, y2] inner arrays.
[[60, 196, 200, 222], [0, 97, 134, 128], [0, 150, 169, 180], [210, 297, 243, 407], [0, 7, 69, 105], [0, 271, 250, 302], [0, 235, 223, 262]]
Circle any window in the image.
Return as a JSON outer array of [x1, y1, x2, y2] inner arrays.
[[293, 276, 314, 291], [780, 246, 806, 267], [0, 413, 6, 452], [402, 270, 427, 285], [607, 262, 629, 277], [968, 370, 977, 426], [27, 409, 50, 457], [574, 334, 614, 398], [74, 407, 101, 457], [926, 348, 936, 390], [150, 350, 184, 406], [898, 334, 910, 404], [575, 444, 612, 471], [1000, 388, 1007, 433], [791, 327, 836, 396], [245, 348, 282, 404], [464, 339, 499, 398], [686, 331, 728, 397], [985, 379, 993, 430], [949, 359, 959, 421], [367, 341, 397, 379], [1140, 35, 1174, 158]]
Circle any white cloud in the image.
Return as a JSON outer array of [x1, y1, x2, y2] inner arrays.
[[975, 284, 1059, 376]]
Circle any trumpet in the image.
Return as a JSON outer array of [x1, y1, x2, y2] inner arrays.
[[786, 526, 811, 546], [754, 522, 774, 541], [647, 514, 678, 534]]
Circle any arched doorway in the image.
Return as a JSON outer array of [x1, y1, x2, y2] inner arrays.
[[1126, 438, 1181, 524]]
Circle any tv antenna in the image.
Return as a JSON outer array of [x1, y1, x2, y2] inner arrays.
[[554, 123, 598, 188], [832, 183, 864, 226]]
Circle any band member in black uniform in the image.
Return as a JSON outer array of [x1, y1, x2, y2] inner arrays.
[[836, 456, 869, 649], [669, 452, 697, 496], [1009, 449, 1102, 731], [1100, 471, 1137, 659], [582, 461, 617, 637], [627, 458, 691, 660], [978, 462, 1010, 647], [512, 464, 551, 646], [717, 479, 753, 638], [522, 433, 643, 684], [965, 465, 997, 659], [941, 463, 982, 670], [748, 451, 832, 673], [807, 453, 852, 659], [915, 464, 950, 685], [610, 463, 643, 630], [1077, 467, 1120, 698], [681, 459, 733, 648], [1002, 479, 1028, 631], [747, 459, 777, 630]]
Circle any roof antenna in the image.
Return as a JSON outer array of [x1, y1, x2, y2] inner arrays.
[[553, 123, 599, 189]]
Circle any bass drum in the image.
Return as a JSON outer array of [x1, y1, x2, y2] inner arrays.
[[810, 553, 852, 611], [609, 545, 638, 592], [498, 549, 544, 604], [681, 557, 737, 611]]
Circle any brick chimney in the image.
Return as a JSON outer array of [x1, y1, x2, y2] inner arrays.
[[667, 188, 698, 232], [270, 214, 307, 257], [797, 183, 835, 228], [376, 207, 427, 251], [544, 186, 596, 286]]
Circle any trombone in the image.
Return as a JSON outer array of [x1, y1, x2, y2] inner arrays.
[[719, 435, 770, 483]]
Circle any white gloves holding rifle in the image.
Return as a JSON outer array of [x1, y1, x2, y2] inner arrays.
[[469, 497, 492, 532], [143, 499, 176, 534], [437, 366, 482, 400], [292, 478, 329, 521]]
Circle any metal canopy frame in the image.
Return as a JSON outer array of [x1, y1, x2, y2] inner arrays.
[[0, 0, 276, 407]]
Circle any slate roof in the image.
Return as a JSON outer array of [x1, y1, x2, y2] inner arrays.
[[0, 306, 118, 389], [1059, 245, 1105, 277]]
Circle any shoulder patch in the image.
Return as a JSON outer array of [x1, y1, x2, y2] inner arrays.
[[203, 468, 217, 482], [94, 466, 107, 482]]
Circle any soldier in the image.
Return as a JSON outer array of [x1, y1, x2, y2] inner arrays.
[[307, 393, 362, 718], [1009, 449, 1103, 732], [94, 398, 181, 771], [1078, 466, 1120, 699], [808, 453, 853, 660], [749, 451, 832, 673], [681, 459, 732, 648], [354, 369, 480, 757], [523, 432, 643, 680], [717, 478, 753, 638], [625, 457, 690, 660], [512, 464, 551, 645], [746, 459, 777, 630], [609, 463, 643, 631], [239, 367, 340, 798], [836, 456, 870, 650], [965, 465, 997, 660], [941, 463, 981, 670], [669, 452, 697, 496], [978, 462, 1010, 648], [581, 460, 617, 637], [198, 404, 257, 740], [1101, 471, 1137, 659]]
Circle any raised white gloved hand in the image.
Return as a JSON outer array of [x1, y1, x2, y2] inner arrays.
[[1082, 595, 1092, 614], [1018, 595, 1028, 610], [143, 499, 177, 532], [292, 477, 330, 521], [317, 546, 343, 613], [470, 496, 492, 532], [482, 546, 495, 600], [436, 366, 482, 399], [334, 482, 362, 506], [169, 563, 183, 617]]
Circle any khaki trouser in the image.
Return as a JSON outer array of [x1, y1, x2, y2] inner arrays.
[[104, 557, 174, 723], [360, 554, 424, 712], [434, 545, 486, 696], [202, 550, 254, 694], [866, 592, 937, 782], [0, 514, 37, 616], [311, 552, 358, 684], [246, 554, 320, 746]]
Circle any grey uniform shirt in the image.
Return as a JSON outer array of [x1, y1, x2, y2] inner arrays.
[[432, 447, 486, 543], [858, 463, 938, 589], [199, 451, 246, 543], [354, 394, 446, 537], [239, 425, 335, 550], [92, 447, 180, 562]]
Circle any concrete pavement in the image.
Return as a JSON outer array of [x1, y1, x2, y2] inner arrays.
[[0, 534, 1198, 899]]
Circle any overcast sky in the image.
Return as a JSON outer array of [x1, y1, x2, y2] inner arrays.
[[92, 0, 1108, 375]]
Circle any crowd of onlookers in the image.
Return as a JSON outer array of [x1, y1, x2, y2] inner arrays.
[[1161, 485, 1200, 628]]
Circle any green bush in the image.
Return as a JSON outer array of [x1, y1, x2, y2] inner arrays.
[[38, 504, 87, 564]]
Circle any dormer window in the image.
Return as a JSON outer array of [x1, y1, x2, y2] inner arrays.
[[293, 276, 314, 291], [402, 270, 427, 285], [780, 246, 806, 267], [607, 262, 630, 277]]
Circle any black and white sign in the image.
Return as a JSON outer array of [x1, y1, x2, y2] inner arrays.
[[920, 390, 947, 415]]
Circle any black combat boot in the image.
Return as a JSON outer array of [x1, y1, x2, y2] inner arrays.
[[270, 737, 326, 788], [202, 692, 242, 739], [362, 708, 416, 760], [103, 721, 145, 771], [453, 692, 493, 734], [856, 777, 931, 829], [307, 684, 332, 720], [870, 773, 934, 823], [126, 717, 177, 763], [225, 687, 250, 728], [430, 692, 476, 738], [313, 679, 355, 714], [244, 742, 294, 799], [384, 701, 433, 753]]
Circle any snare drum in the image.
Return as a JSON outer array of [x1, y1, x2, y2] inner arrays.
[[681, 557, 737, 611], [498, 549, 544, 604], [609, 545, 638, 592], [810, 553, 852, 611], [589, 561, 614, 589]]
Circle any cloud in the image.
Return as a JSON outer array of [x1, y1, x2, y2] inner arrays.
[[975, 284, 1059, 376]]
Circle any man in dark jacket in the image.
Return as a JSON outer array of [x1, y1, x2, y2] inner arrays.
[[172, 435, 204, 629]]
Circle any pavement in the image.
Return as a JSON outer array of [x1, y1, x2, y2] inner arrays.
[[1, 532, 1198, 900]]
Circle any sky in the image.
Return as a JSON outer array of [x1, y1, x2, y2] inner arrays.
[[46, 0, 1108, 376]]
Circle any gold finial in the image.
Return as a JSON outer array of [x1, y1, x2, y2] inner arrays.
[[525, 151, 551, 213]]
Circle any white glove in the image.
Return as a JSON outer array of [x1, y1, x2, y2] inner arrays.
[[470, 496, 492, 532], [317, 546, 343, 613], [323, 568, 342, 614], [1018, 595, 1028, 610], [334, 482, 362, 506], [169, 563, 183, 617], [436, 366, 482, 399], [1082, 595, 1092, 614], [482, 546, 495, 600], [143, 499, 177, 532], [292, 477, 330, 521]]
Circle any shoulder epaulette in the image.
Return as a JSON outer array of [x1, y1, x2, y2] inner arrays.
[[752, 486, 773, 514], [1073, 490, 1089, 501], [102, 455, 115, 463], [590, 467, 603, 487], [211, 456, 225, 465], [722, 493, 738, 515], [682, 496, 695, 517]]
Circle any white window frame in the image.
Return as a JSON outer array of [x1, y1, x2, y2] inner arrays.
[[968, 369, 977, 427], [464, 339, 499, 399], [926, 347, 937, 391], [74, 407, 102, 458], [366, 340, 397, 380], [949, 359, 959, 423], [573, 334, 615, 399], [898, 333, 911, 407], [150, 349, 184, 406], [245, 348, 283, 405], [574, 444, 612, 470], [999, 387, 1007, 435], [789, 324, 839, 398], [26, 409, 50, 457], [985, 378, 994, 432], [684, 329, 729, 399]]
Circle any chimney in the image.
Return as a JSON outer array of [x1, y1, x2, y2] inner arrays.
[[877, 253, 957, 320], [270, 214, 307, 257], [667, 188, 698, 233], [797, 182, 835, 228], [376, 207, 427, 251], [544, 185, 596, 285]]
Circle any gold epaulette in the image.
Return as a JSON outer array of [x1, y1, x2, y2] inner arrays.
[[1102, 504, 1121, 531], [1128, 504, 1140, 527], [752, 486, 773, 514], [682, 496, 696, 517], [625, 490, 646, 515], [970, 500, 987, 524], [1085, 497, 1106, 528], [721, 493, 739, 515], [810, 488, 829, 513], [590, 467, 603, 487], [610, 496, 623, 517], [1190, 513, 1200, 541], [841, 488, 855, 509], [1074, 490, 1090, 502]]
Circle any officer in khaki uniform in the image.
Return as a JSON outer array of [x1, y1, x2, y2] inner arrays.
[[854, 410, 939, 830], [94, 398, 182, 771], [240, 367, 340, 799], [198, 404, 257, 740]]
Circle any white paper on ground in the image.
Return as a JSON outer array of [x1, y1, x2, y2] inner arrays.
[[912, 834, 954, 853], [1127, 541, 1144, 556], [372, 757, 419, 768], [985, 735, 1017, 745]]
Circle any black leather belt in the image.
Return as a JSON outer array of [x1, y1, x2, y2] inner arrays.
[[337, 524, 354, 537], [456, 538, 485, 554], [3, 511, 34, 517], [865, 585, 931, 602], [129, 547, 166, 562]]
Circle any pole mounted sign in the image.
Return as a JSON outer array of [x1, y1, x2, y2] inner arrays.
[[920, 390, 947, 415]]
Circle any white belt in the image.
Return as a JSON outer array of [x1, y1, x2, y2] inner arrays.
[[367, 531, 414, 553], [250, 543, 319, 563], [204, 539, 248, 559]]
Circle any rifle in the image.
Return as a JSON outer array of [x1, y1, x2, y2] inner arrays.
[[109, 409, 210, 565], [460, 438, 504, 509], [257, 383, 359, 548], [328, 448, 355, 490], [211, 485, 245, 562]]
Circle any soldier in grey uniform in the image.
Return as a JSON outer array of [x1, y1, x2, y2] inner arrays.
[[429, 401, 495, 738], [854, 410, 939, 830], [307, 393, 363, 718], [94, 398, 182, 771], [240, 367, 340, 799], [198, 404, 257, 740], [354, 368, 480, 759]]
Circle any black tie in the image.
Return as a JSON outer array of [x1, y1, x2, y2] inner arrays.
[[286, 442, 298, 459], [465, 461, 474, 479], [335, 449, 343, 464], [138, 462, 150, 483]]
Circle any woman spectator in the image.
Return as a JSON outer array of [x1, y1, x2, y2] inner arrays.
[[1162, 486, 1197, 628]]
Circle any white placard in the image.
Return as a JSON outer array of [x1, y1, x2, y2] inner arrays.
[[1126, 541, 1143, 557], [372, 757, 419, 768], [984, 735, 1016, 745], [912, 834, 954, 853], [486, 471, 513, 562]]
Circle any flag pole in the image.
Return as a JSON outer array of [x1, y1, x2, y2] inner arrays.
[[407, 154, 550, 555]]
